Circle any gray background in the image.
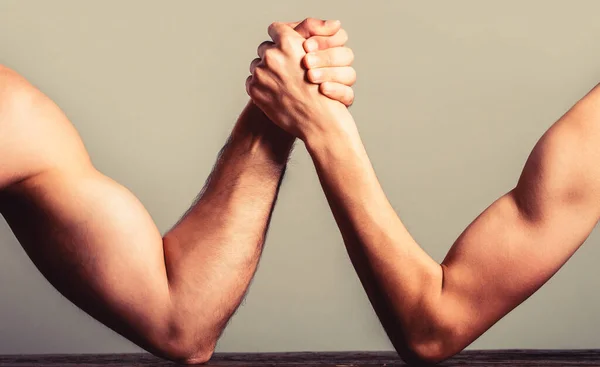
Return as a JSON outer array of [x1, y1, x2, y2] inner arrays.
[[0, 0, 599, 355]]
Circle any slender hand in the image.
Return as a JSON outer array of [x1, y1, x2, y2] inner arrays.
[[0, 18, 352, 365], [247, 23, 600, 366]]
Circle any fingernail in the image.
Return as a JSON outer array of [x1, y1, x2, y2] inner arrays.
[[325, 19, 340, 27], [305, 39, 318, 52]]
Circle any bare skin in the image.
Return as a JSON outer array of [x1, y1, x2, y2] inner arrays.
[[0, 19, 355, 364], [249, 22, 600, 366]]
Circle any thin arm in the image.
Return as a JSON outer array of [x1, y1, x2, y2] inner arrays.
[[304, 84, 600, 364]]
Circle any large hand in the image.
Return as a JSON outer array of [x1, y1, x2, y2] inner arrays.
[[246, 21, 355, 140]]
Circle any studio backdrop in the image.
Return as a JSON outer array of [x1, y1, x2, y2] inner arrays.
[[0, 0, 599, 354]]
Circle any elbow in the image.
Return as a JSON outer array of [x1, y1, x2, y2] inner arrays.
[[390, 315, 465, 366], [157, 343, 215, 365], [149, 326, 217, 365], [397, 338, 457, 366]]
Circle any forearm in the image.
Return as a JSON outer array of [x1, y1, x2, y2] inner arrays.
[[304, 116, 442, 356], [162, 101, 294, 350], [303, 85, 600, 364]]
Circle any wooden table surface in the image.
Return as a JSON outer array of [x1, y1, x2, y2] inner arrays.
[[1, 350, 599, 366]]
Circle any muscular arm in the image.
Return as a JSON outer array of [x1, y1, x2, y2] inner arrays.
[[0, 66, 293, 363], [0, 19, 352, 364], [303, 85, 600, 364]]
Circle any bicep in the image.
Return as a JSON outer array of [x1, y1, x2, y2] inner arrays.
[[439, 119, 600, 341], [0, 68, 175, 350], [0, 167, 171, 348]]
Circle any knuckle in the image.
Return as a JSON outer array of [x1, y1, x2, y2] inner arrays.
[[349, 68, 357, 84], [249, 89, 261, 101], [245, 76, 253, 92], [247, 82, 261, 99], [326, 52, 335, 67], [307, 68, 321, 82], [306, 69, 314, 82], [304, 18, 319, 28], [322, 37, 334, 49], [338, 29, 349, 44], [268, 21, 280, 33], [262, 49, 282, 69], [279, 34, 295, 50], [347, 89, 355, 106], [249, 58, 260, 72], [345, 47, 355, 63], [321, 82, 334, 94], [257, 41, 269, 56], [252, 67, 266, 82], [246, 74, 256, 86], [248, 87, 259, 98]]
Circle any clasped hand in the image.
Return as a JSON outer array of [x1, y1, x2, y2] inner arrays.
[[246, 18, 356, 141]]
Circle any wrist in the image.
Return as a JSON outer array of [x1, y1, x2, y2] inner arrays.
[[303, 109, 361, 158], [232, 101, 295, 166]]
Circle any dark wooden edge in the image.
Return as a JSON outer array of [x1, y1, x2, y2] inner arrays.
[[1, 350, 600, 365]]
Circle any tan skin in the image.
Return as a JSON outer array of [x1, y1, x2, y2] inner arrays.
[[248, 22, 600, 366], [0, 19, 356, 364]]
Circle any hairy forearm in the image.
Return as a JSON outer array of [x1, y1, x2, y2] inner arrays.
[[161, 102, 294, 354]]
